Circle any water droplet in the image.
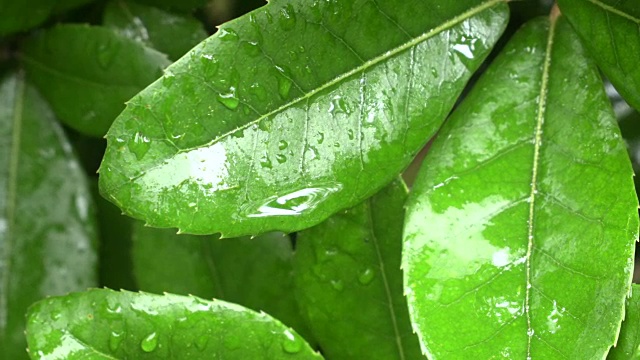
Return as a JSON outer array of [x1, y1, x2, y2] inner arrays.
[[258, 118, 273, 131], [328, 95, 350, 115], [347, 129, 355, 140], [330, 279, 344, 291], [109, 331, 124, 352], [275, 154, 287, 164], [141, 332, 158, 352], [358, 268, 375, 285], [49, 310, 62, 321], [106, 302, 122, 314], [264, 10, 274, 23], [288, 50, 298, 61], [97, 38, 119, 69], [278, 4, 297, 31], [249, 83, 267, 101], [451, 32, 479, 62], [242, 41, 260, 57], [195, 335, 209, 350], [276, 71, 292, 99], [307, 145, 319, 160], [527, 328, 535, 337], [243, 183, 343, 218], [260, 153, 273, 169], [162, 69, 175, 87], [281, 329, 302, 354], [223, 335, 242, 350], [316, 132, 324, 144], [200, 54, 219, 76], [129, 132, 151, 160], [217, 87, 239, 110], [218, 27, 239, 42], [278, 140, 288, 150]]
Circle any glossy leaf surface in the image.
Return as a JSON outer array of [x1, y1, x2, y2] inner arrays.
[[99, 0, 509, 237], [608, 285, 640, 359], [0, 72, 98, 359], [132, 225, 311, 341], [103, 1, 208, 61], [294, 178, 422, 359], [26, 289, 321, 359], [557, 0, 640, 110], [20, 24, 170, 137], [0, 0, 93, 36], [403, 14, 638, 359]]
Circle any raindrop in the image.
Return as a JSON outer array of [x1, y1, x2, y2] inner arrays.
[[260, 153, 273, 169], [278, 140, 289, 150], [242, 41, 260, 57], [275, 154, 287, 164], [162, 70, 175, 87], [217, 88, 240, 110], [195, 335, 209, 350], [200, 54, 219, 77], [249, 83, 267, 101], [109, 331, 124, 352], [358, 268, 375, 285], [278, 4, 297, 31], [128, 132, 151, 160], [140, 332, 158, 352], [347, 129, 355, 140], [328, 95, 350, 115], [330, 279, 344, 291], [243, 183, 343, 218], [281, 329, 302, 354], [316, 132, 324, 144], [218, 27, 239, 42], [275, 67, 293, 99]]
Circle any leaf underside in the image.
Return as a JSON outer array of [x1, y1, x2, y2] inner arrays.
[[99, 0, 509, 237], [403, 14, 638, 359]]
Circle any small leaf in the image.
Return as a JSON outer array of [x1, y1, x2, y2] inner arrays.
[[99, 0, 510, 236], [294, 178, 422, 359], [557, 0, 640, 110], [403, 12, 638, 359], [26, 289, 322, 359], [131, 225, 312, 342], [0, 72, 98, 358], [20, 24, 170, 137], [608, 285, 640, 359], [0, 0, 93, 36], [103, 1, 208, 61]]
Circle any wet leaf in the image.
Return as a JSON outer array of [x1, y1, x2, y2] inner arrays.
[[99, 0, 510, 237], [26, 289, 322, 359], [0, 0, 93, 36], [131, 225, 312, 342], [20, 24, 170, 137], [403, 12, 638, 359], [557, 0, 640, 110], [103, 1, 208, 61], [293, 178, 423, 359], [608, 285, 640, 359], [0, 72, 98, 358]]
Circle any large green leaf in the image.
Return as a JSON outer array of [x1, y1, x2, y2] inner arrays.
[[26, 289, 322, 359], [0, 0, 93, 36], [129, 0, 209, 12], [403, 12, 638, 359], [608, 285, 640, 359], [557, 0, 640, 110], [103, 1, 208, 61], [294, 178, 422, 359], [99, 0, 510, 237], [132, 225, 312, 342], [0, 72, 98, 359], [20, 24, 170, 137]]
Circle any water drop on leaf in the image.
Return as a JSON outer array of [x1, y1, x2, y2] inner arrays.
[[217, 88, 240, 110], [278, 4, 297, 31], [358, 268, 375, 285], [281, 329, 302, 354], [218, 28, 239, 42], [141, 332, 158, 352]]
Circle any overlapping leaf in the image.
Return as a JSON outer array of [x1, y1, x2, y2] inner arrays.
[[132, 225, 312, 342], [608, 285, 640, 359], [403, 11, 638, 359], [0, 72, 97, 359], [26, 289, 322, 359], [557, 0, 640, 110], [103, 1, 208, 61], [0, 0, 93, 36], [294, 178, 422, 359], [20, 24, 170, 137], [99, 0, 509, 237]]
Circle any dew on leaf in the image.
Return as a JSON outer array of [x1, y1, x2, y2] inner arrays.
[[217, 88, 240, 110], [278, 140, 288, 150], [278, 4, 297, 31], [330, 279, 344, 292], [281, 329, 302, 354], [218, 27, 239, 42], [128, 132, 151, 160], [358, 268, 375, 285], [243, 183, 343, 218], [275, 154, 287, 164], [249, 83, 267, 101], [140, 332, 158, 352], [199, 54, 219, 76], [195, 335, 209, 350], [109, 331, 124, 352]]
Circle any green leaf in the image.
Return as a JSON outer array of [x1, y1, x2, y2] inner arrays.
[[103, 1, 208, 61], [25, 289, 322, 359], [99, 0, 510, 237], [0, 0, 93, 36], [557, 0, 640, 110], [403, 12, 638, 359], [0, 71, 98, 358], [131, 225, 312, 342], [608, 285, 640, 359], [20, 24, 170, 138], [293, 178, 422, 359], [129, 0, 209, 12]]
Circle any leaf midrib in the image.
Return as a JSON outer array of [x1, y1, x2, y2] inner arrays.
[[366, 201, 406, 360], [524, 10, 559, 358], [0, 73, 24, 333], [586, 0, 640, 23]]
